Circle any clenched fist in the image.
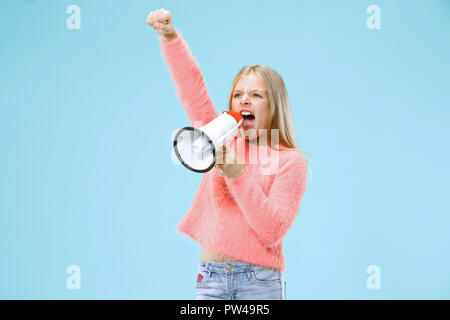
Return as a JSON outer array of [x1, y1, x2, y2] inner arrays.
[[215, 144, 245, 179], [147, 8, 178, 42]]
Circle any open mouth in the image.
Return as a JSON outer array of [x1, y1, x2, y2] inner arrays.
[[240, 110, 255, 129]]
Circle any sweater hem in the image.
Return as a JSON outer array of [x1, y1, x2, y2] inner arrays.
[[176, 224, 286, 273]]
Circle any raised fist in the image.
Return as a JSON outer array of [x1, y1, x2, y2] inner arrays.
[[147, 8, 177, 41]]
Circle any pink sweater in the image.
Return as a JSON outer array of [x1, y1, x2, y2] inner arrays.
[[158, 31, 308, 272]]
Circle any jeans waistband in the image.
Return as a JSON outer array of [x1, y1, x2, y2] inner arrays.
[[199, 260, 277, 275]]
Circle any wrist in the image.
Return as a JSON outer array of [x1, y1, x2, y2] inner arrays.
[[161, 30, 178, 42], [222, 164, 245, 179]]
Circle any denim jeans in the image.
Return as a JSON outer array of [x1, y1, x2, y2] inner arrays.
[[195, 261, 286, 300]]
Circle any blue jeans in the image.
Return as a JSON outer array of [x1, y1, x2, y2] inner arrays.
[[195, 261, 286, 300]]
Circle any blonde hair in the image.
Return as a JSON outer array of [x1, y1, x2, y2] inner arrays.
[[227, 65, 313, 179]]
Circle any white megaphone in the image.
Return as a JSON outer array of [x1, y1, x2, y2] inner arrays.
[[173, 110, 243, 173]]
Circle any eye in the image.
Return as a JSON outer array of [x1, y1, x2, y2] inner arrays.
[[233, 93, 262, 98]]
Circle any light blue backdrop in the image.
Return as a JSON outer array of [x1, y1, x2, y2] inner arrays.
[[1, 0, 449, 299]]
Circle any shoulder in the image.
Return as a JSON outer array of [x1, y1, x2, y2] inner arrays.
[[278, 147, 307, 167], [272, 149, 307, 182]]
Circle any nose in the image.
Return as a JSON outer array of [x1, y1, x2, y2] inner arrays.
[[240, 93, 251, 105]]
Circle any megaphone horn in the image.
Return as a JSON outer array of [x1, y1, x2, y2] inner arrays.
[[173, 110, 243, 173]]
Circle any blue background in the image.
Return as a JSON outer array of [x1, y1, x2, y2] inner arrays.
[[1, 0, 449, 299]]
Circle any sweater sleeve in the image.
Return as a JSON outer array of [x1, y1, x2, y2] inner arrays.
[[158, 30, 219, 127], [223, 152, 308, 248]]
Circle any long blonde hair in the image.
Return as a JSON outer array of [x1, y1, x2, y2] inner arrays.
[[227, 65, 313, 178]]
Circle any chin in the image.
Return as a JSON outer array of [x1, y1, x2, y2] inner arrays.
[[238, 128, 260, 142]]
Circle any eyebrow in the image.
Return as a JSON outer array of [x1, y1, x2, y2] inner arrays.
[[233, 89, 265, 94]]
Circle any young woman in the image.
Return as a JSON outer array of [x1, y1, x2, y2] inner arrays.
[[147, 8, 310, 300]]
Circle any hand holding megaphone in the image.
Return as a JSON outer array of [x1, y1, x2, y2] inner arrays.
[[214, 143, 245, 179]]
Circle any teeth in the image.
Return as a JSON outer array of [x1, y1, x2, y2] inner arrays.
[[241, 111, 253, 116]]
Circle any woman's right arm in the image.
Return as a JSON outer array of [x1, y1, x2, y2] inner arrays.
[[147, 9, 219, 127]]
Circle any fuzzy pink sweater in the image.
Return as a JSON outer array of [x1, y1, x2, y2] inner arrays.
[[158, 31, 308, 272]]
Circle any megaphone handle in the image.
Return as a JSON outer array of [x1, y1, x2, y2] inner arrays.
[[215, 125, 239, 149]]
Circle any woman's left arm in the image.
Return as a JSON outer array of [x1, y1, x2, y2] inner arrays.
[[223, 152, 308, 248]]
